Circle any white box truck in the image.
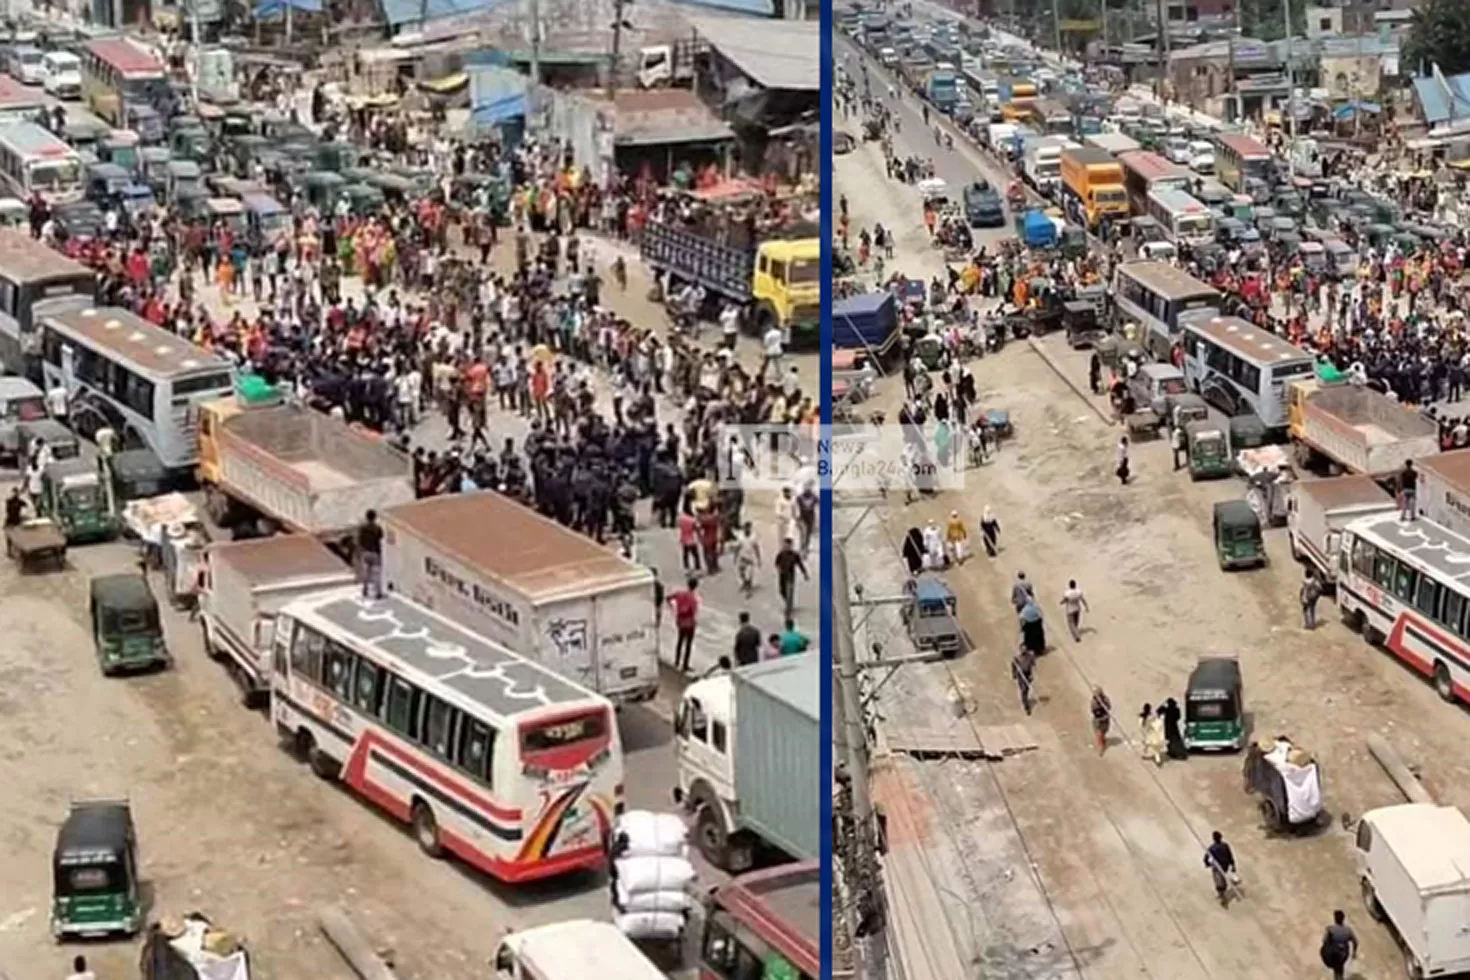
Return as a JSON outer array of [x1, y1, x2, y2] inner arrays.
[[200, 535, 356, 706], [1287, 475, 1396, 585], [1357, 803, 1470, 978], [379, 491, 659, 704], [1415, 450, 1470, 540], [674, 655, 819, 872]]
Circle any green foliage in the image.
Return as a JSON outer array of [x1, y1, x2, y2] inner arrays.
[[1239, 0, 1306, 43], [1404, 0, 1470, 77]]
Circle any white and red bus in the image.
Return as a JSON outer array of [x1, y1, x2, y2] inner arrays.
[[700, 861, 819, 980], [1117, 149, 1192, 217], [270, 588, 623, 883], [1337, 512, 1470, 704]]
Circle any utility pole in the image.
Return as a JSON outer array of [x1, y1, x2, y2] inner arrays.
[[1282, 0, 1295, 173], [190, 0, 202, 104], [607, 0, 627, 101], [1051, 0, 1061, 56], [528, 0, 541, 86], [833, 547, 887, 980], [1155, 0, 1169, 100], [1226, 0, 1239, 121]]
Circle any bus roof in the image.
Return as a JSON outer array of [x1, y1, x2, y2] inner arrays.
[[290, 590, 607, 718], [382, 491, 653, 603], [1117, 150, 1191, 182], [1116, 261, 1220, 301], [42, 306, 230, 378], [1216, 132, 1272, 159], [712, 861, 819, 974], [0, 229, 92, 283], [0, 75, 46, 110], [1348, 511, 1470, 586], [0, 122, 75, 158], [84, 36, 164, 78], [1150, 188, 1210, 213], [1188, 315, 1312, 365]]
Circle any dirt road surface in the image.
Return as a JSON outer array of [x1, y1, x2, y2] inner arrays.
[[837, 38, 1470, 980]]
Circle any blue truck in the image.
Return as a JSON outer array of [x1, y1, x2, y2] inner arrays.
[[926, 70, 959, 113]]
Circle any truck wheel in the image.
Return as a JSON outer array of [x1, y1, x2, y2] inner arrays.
[[1363, 624, 1385, 646], [1434, 662, 1456, 704], [1362, 879, 1385, 922], [201, 621, 225, 662], [694, 803, 731, 869], [1404, 946, 1425, 980], [413, 801, 444, 858]]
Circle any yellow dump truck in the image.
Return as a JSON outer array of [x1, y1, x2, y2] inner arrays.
[[1060, 146, 1129, 231]]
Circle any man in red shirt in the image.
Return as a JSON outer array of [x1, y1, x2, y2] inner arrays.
[[669, 576, 700, 673]]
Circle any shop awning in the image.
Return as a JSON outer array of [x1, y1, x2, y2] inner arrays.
[[471, 93, 526, 126], [419, 72, 468, 94]]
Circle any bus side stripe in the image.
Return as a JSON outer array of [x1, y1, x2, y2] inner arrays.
[[279, 691, 525, 836], [1341, 584, 1470, 674]]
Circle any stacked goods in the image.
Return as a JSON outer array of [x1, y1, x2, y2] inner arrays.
[[610, 811, 694, 941]]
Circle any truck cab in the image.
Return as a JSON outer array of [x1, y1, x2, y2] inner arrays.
[[674, 673, 746, 871]]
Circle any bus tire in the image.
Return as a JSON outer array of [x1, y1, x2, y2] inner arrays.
[[291, 728, 315, 762], [1435, 662, 1456, 704], [309, 745, 340, 782], [412, 800, 444, 858], [1340, 605, 1363, 631], [1363, 623, 1384, 646]]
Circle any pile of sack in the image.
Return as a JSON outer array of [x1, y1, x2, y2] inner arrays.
[[610, 810, 694, 942]]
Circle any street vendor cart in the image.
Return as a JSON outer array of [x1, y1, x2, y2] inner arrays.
[[6, 518, 66, 571], [1243, 737, 1325, 833]]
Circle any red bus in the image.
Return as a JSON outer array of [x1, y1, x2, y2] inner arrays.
[[1117, 149, 1192, 217], [1214, 132, 1274, 195], [700, 862, 819, 980]]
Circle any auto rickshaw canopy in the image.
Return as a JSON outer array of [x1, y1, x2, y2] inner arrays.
[[90, 573, 159, 627]]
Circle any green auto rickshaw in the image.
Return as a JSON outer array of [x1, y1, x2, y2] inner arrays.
[[342, 182, 386, 215], [40, 457, 116, 544], [1212, 499, 1266, 570], [89, 573, 170, 675], [50, 799, 141, 939], [104, 448, 168, 504], [302, 170, 346, 212], [1185, 421, 1231, 481], [1184, 656, 1244, 751]]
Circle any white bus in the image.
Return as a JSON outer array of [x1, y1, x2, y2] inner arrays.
[[1146, 187, 1216, 248], [37, 305, 235, 472], [1180, 315, 1314, 432], [0, 122, 82, 204], [0, 228, 94, 375], [271, 589, 623, 884], [1338, 512, 1470, 705], [1111, 261, 1221, 360]]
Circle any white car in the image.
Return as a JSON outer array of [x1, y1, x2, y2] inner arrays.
[[1188, 141, 1216, 175], [7, 45, 44, 85], [41, 51, 81, 100], [1162, 138, 1192, 165]]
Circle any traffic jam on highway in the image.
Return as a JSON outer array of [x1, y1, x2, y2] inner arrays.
[[834, 4, 1470, 980]]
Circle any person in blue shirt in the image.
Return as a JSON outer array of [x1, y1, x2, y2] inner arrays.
[[779, 618, 809, 656]]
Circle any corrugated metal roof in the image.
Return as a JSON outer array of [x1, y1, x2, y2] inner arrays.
[[685, 14, 818, 90], [379, 0, 507, 29], [674, 0, 773, 15], [1413, 71, 1470, 126]]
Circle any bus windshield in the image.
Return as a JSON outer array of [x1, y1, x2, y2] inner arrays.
[[1178, 213, 1212, 238], [30, 158, 80, 192]]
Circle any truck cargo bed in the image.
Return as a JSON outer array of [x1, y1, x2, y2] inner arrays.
[[216, 404, 414, 533], [1299, 385, 1439, 476]]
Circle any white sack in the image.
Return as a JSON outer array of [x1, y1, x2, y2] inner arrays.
[[1278, 761, 1322, 824], [614, 855, 696, 894], [613, 810, 689, 858], [614, 911, 685, 940], [614, 884, 693, 914]]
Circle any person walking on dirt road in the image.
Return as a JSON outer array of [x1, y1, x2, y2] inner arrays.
[[1204, 831, 1239, 908], [1090, 686, 1112, 754], [1012, 646, 1037, 715], [1059, 580, 1089, 641], [1301, 569, 1324, 630], [1320, 910, 1358, 980]]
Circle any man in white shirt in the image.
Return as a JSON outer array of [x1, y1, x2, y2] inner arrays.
[[762, 322, 785, 376], [719, 303, 741, 350]]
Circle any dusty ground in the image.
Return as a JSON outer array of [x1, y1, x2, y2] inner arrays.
[[837, 36, 1470, 980]]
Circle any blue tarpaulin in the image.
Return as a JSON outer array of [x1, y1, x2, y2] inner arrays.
[[1022, 209, 1056, 248], [380, 0, 505, 28], [832, 292, 897, 351], [253, 0, 320, 16], [471, 93, 526, 126], [1332, 100, 1381, 119]]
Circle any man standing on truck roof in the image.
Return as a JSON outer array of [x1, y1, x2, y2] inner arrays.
[[1398, 459, 1418, 521], [357, 510, 384, 601]]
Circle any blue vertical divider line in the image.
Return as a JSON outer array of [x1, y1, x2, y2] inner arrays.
[[817, 0, 834, 974]]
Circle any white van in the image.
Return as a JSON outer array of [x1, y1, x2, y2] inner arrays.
[[41, 51, 81, 100], [7, 45, 44, 86], [493, 921, 667, 980], [1357, 803, 1470, 979]]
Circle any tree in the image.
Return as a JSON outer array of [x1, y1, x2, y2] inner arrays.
[[1404, 0, 1470, 78]]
